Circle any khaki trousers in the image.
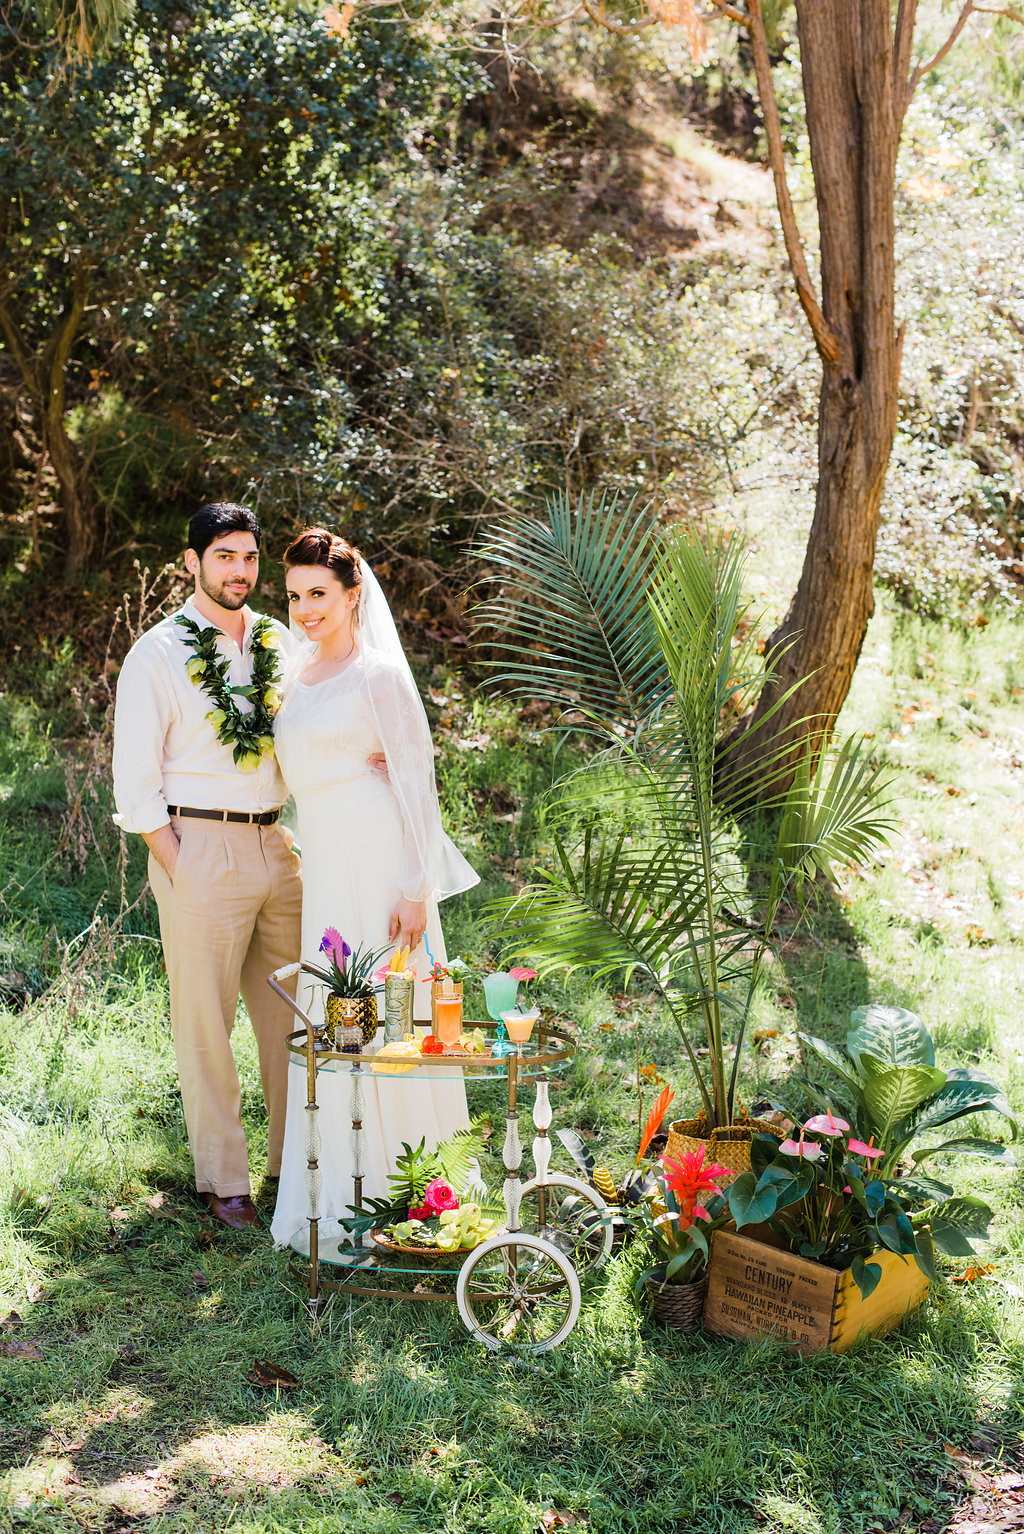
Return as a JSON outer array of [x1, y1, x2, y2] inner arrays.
[[149, 815, 303, 1197]]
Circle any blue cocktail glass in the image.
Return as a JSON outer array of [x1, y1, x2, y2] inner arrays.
[[483, 972, 519, 1057]]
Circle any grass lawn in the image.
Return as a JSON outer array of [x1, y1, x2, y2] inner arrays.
[[1, 597, 1022, 1534]]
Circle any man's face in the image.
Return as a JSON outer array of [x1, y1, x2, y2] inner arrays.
[[186, 531, 259, 610]]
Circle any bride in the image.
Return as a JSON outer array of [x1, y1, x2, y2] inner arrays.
[[269, 528, 478, 1250]]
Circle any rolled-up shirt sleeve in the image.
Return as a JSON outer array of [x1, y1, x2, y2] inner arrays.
[[112, 644, 174, 834]]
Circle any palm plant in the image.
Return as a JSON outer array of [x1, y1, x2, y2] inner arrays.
[[477, 491, 894, 1132]]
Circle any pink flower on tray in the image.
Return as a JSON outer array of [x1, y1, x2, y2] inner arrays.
[[802, 1111, 850, 1137], [779, 1137, 822, 1160], [422, 1178, 458, 1214], [508, 967, 538, 982], [320, 926, 351, 963], [847, 1138, 884, 1158]]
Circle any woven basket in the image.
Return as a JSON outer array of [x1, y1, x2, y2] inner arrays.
[[370, 1227, 488, 1267], [644, 1269, 707, 1332], [326, 993, 379, 1047], [664, 1115, 786, 1188]]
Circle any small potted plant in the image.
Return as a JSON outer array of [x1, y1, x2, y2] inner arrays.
[[304, 926, 389, 1046], [628, 1145, 730, 1331]]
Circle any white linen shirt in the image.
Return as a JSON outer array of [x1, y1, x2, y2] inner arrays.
[[112, 598, 296, 835]]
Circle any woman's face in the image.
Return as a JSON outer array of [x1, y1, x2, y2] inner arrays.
[[286, 564, 359, 645]]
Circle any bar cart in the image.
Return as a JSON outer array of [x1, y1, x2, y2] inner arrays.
[[268, 962, 612, 1354]]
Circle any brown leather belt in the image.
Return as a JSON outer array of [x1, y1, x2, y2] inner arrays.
[[167, 805, 281, 826]]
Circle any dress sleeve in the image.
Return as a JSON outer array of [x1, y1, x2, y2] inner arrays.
[[112, 642, 174, 834], [363, 653, 478, 904]]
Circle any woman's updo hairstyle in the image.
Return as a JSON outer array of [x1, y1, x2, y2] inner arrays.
[[283, 527, 362, 600]]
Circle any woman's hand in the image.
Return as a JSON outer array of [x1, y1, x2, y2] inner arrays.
[[390, 898, 427, 952]]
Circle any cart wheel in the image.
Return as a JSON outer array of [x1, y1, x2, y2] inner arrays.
[[517, 1174, 612, 1276], [456, 1232, 581, 1354]]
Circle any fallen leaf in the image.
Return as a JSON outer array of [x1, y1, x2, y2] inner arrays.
[[248, 1359, 301, 1391], [0, 1339, 42, 1360], [951, 1265, 995, 1283], [541, 1512, 586, 1530]]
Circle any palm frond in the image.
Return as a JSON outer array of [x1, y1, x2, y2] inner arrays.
[[778, 738, 896, 884], [475, 489, 670, 731]]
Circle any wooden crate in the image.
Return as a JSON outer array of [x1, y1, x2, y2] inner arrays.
[[703, 1231, 930, 1355]]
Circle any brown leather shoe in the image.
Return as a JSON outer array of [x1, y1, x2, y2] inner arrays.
[[202, 1193, 261, 1230]]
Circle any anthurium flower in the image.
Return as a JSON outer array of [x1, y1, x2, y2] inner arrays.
[[320, 927, 351, 963], [847, 1138, 884, 1158], [803, 1111, 850, 1137], [508, 967, 538, 982], [779, 1137, 822, 1159], [423, 1178, 458, 1214]]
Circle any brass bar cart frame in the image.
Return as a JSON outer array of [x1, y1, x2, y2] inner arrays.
[[267, 962, 611, 1353]]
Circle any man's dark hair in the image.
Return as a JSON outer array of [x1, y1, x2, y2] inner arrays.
[[187, 502, 262, 560]]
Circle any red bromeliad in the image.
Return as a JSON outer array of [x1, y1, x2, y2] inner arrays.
[[660, 1146, 729, 1228]]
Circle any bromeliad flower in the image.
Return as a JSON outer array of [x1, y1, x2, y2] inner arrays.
[[320, 927, 351, 964], [660, 1146, 729, 1228], [779, 1137, 823, 1160], [847, 1138, 884, 1158], [803, 1111, 850, 1137]]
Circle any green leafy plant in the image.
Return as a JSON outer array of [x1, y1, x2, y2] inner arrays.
[[478, 492, 895, 1131], [341, 1125, 488, 1237], [794, 1004, 1019, 1179], [726, 1119, 951, 1299]]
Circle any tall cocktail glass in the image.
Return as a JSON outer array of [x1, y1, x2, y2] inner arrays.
[[483, 972, 520, 1057]]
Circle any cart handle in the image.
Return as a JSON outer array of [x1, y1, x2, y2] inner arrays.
[[266, 960, 328, 1029]]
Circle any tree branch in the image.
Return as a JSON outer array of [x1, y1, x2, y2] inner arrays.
[[892, 0, 919, 135], [579, 0, 658, 33], [45, 266, 91, 428], [906, 1, 975, 104], [0, 285, 42, 400], [717, 0, 840, 366]]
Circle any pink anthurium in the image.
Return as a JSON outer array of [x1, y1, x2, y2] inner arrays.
[[779, 1137, 822, 1160], [803, 1111, 850, 1137], [508, 967, 538, 982], [847, 1138, 884, 1158]]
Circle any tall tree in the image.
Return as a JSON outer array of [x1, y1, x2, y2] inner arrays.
[[461, 0, 1018, 789], [705, 0, 1019, 788]]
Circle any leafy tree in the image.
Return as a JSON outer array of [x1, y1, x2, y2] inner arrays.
[[0, 0, 469, 570]]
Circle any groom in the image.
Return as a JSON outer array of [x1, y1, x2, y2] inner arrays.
[[112, 502, 303, 1230]]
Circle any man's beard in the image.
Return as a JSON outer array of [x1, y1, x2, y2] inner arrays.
[[198, 569, 253, 610]]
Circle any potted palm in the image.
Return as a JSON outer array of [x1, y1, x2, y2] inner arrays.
[[477, 493, 894, 1170]]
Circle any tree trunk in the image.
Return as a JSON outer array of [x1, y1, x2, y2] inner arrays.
[[46, 267, 94, 575], [0, 265, 95, 574], [723, 0, 903, 800]]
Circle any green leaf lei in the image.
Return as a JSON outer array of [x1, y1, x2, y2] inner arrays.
[[175, 613, 283, 769]]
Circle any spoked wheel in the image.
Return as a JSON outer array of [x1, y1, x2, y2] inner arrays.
[[456, 1232, 581, 1354], [517, 1174, 612, 1276]]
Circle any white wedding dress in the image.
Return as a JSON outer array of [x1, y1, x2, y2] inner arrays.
[[269, 614, 478, 1251]]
